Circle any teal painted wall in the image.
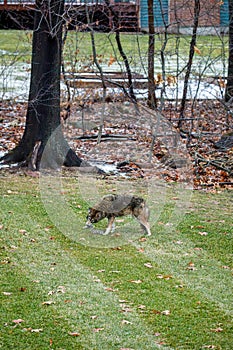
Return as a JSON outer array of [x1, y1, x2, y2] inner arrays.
[[140, 0, 168, 28], [220, 0, 229, 26]]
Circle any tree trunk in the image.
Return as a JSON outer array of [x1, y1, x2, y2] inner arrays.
[[147, 0, 157, 109], [178, 0, 200, 128], [0, 0, 82, 169], [225, 0, 233, 102], [104, 0, 137, 105]]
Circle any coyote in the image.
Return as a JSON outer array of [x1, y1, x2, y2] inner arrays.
[[85, 194, 151, 236]]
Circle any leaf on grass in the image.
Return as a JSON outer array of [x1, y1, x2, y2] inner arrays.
[[186, 262, 197, 270], [151, 309, 161, 315], [156, 274, 172, 280], [57, 286, 66, 293], [144, 262, 153, 268], [121, 320, 132, 325], [152, 309, 171, 316], [138, 304, 146, 310], [174, 240, 183, 245], [93, 328, 104, 332], [194, 46, 201, 55], [211, 327, 223, 333], [120, 305, 133, 313], [42, 300, 55, 306], [12, 319, 24, 324], [130, 280, 142, 284], [198, 231, 208, 236], [139, 237, 147, 242], [19, 229, 27, 235], [48, 290, 55, 296], [69, 332, 80, 336], [30, 328, 43, 333], [90, 315, 98, 320], [137, 247, 145, 253], [161, 310, 171, 316], [108, 54, 116, 67]]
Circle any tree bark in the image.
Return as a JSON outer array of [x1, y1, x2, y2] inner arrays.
[[178, 0, 200, 128], [225, 0, 233, 102], [104, 0, 137, 105], [0, 0, 82, 169], [147, 0, 157, 109]]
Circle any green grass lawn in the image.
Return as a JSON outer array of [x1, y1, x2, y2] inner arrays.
[[0, 30, 228, 64], [0, 172, 232, 349]]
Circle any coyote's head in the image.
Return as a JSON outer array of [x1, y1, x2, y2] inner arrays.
[[85, 208, 107, 227]]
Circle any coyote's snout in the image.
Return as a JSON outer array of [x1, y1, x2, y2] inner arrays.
[[85, 194, 151, 236]]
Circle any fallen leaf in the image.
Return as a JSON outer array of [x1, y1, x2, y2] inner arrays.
[[194, 46, 202, 55], [138, 304, 146, 310], [130, 280, 142, 284], [42, 301, 55, 305], [90, 315, 98, 320], [144, 262, 153, 268], [104, 287, 116, 292], [161, 310, 171, 315], [186, 262, 197, 271], [93, 328, 104, 332], [12, 319, 24, 324], [19, 229, 27, 235], [69, 332, 80, 336], [211, 327, 223, 333], [156, 274, 172, 280], [120, 305, 133, 313], [151, 309, 161, 314], [137, 248, 145, 253], [121, 320, 132, 325], [174, 240, 183, 245], [57, 286, 66, 293], [30, 328, 43, 333], [108, 54, 116, 66], [198, 231, 208, 236]]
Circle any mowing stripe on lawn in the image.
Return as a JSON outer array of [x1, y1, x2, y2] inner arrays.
[[133, 229, 233, 316], [0, 196, 173, 350]]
